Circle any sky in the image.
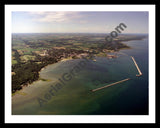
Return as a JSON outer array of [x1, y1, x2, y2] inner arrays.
[[12, 11, 148, 33]]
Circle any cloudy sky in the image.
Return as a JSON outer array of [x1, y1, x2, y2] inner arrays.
[[12, 11, 148, 33]]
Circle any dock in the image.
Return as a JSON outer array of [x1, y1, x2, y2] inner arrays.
[[91, 78, 130, 92], [131, 56, 142, 76]]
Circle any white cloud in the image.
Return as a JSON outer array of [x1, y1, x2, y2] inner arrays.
[[28, 11, 83, 23], [79, 20, 88, 24]]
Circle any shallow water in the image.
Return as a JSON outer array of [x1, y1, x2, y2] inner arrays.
[[12, 38, 148, 115]]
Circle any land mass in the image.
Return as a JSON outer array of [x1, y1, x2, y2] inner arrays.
[[12, 33, 147, 93]]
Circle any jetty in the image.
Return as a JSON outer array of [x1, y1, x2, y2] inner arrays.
[[91, 78, 130, 92], [131, 56, 142, 76]]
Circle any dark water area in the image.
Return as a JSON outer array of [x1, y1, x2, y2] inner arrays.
[[12, 37, 148, 115]]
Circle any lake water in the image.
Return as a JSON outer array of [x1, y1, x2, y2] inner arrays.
[[12, 38, 148, 115]]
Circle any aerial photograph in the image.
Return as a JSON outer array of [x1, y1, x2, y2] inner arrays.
[[11, 11, 148, 115]]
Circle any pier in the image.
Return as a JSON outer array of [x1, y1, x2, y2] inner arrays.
[[91, 56, 142, 92], [131, 56, 142, 76], [91, 78, 130, 92]]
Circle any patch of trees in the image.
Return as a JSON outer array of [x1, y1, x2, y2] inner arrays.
[[12, 55, 53, 93], [12, 49, 21, 63], [95, 41, 129, 51], [12, 62, 44, 93]]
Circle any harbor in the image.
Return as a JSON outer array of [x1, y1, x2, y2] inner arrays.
[[91, 56, 143, 92]]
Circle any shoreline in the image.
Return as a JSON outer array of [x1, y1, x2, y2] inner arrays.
[[11, 50, 121, 96], [12, 37, 145, 96], [11, 48, 127, 96], [12, 57, 74, 96]]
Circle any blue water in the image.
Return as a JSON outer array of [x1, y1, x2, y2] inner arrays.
[[91, 38, 149, 115], [12, 38, 148, 115]]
